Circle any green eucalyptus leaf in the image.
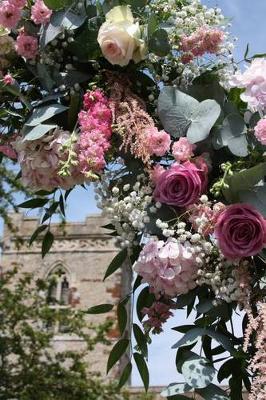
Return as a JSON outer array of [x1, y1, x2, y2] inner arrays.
[[239, 185, 266, 217], [133, 323, 148, 358], [149, 29, 170, 57], [160, 383, 192, 397], [214, 114, 248, 156], [23, 124, 57, 141], [107, 339, 129, 373], [104, 248, 128, 280], [158, 87, 220, 141], [223, 162, 266, 211], [136, 286, 155, 321], [117, 302, 127, 336], [40, 10, 85, 47], [118, 361, 132, 388], [181, 355, 215, 389], [133, 352, 149, 392], [195, 383, 229, 400], [42, 231, 54, 258], [25, 104, 68, 127], [187, 100, 221, 143], [68, 17, 101, 61], [18, 198, 49, 208], [29, 225, 49, 246], [86, 304, 113, 314], [172, 328, 235, 355]]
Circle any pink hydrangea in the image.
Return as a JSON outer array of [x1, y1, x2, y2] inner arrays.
[[142, 301, 173, 334], [13, 128, 84, 191], [134, 238, 199, 298], [15, 32, 38, 59], [0, 1, 21, 29], [254, 118, 266, 145], [145, 127, 171, 157], [172, 137, 196, 162], [31, 0, 52, 25], [77, 90, 112, 177], [230, 58, 266, 112]]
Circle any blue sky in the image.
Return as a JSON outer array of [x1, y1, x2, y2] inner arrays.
[[1, 0, 265, 388]]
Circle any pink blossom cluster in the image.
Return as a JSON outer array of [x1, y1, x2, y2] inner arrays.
[[180, 27, 224, 64], [77, 90, 112, 177], [134, 238, 199, 298], [188, 201, 225, 236], [254, 118, 266, 145], [31, 0, 52, 25], [172, 137, 196, 162], [145, 127, 171, 157], [15, 31, 38, 60], [13, 128, 84, 191], [0, 0, 26, 29], [142, 301, 173, 334], [230, 58, 266, 112]]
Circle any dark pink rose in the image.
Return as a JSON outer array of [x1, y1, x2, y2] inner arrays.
[[215, 203, 266, 259], [153, 160, 207, 207]]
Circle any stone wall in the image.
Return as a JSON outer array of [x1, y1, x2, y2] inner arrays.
[[1, 213, 126, 375]]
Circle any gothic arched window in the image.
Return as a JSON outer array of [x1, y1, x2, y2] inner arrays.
[[47, 266, 70, 306], [46, 265, 71, 334]]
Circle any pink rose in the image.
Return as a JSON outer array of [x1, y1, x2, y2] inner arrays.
[[254, 118, 266, 145], [172, 137, 196, 162], [15, 33, 38, 59], [97, 5, 146, 67], [153, 160, 207, 207], [31, 0, 52, 25], [0, 1, 21, 29], [145, 127, 171, 157], [3, 74, 14, 85], [215, 203, 266, 259]]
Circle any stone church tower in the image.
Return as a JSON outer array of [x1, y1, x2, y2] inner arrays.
[[1, 212, 131, 375]]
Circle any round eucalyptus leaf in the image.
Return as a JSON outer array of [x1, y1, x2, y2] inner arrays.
[[181, 356, 215, 389]]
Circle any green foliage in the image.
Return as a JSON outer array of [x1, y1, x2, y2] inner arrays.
[[0, 160, 29, 231], [149, 29, 170, 57], [104, 248, 128, 280], [0, 268, 130, 400], [133, 352, 149, 392], [214, 114, 248, 157], [223, 162, 266, 216], [158, 87, 221, 142], [107, 339, 129, 373]]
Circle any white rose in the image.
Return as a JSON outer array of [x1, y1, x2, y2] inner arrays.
[[97, 5, 146, 67]]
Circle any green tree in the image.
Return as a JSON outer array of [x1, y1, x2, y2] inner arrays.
[[0, 267, 132, 400]]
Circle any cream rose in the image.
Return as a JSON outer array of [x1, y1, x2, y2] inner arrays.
[[97, 5, 146, 67]]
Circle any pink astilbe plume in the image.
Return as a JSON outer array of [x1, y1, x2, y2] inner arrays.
[[108, 75, 160, 164], [181, 27, 224, 63], [247, 302, 266, 400], [142, 301, 173, 334]]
